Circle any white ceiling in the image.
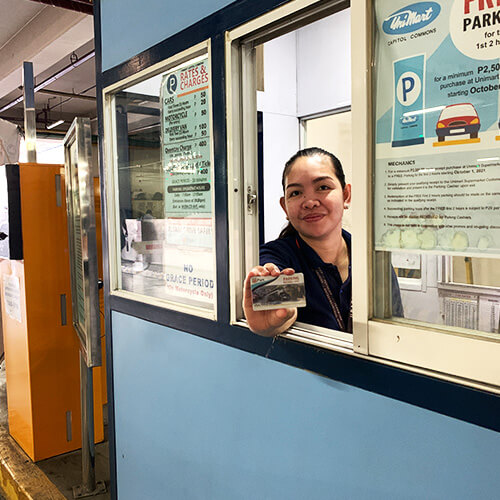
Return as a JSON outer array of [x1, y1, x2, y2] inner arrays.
[[0, 0, 96, 134], [0, 1, 44, 46]]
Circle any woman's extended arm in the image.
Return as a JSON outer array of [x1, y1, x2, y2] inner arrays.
[[243, 263, 297, 337]]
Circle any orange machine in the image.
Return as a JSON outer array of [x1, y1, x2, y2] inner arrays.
[[0, 163, 105, 461]]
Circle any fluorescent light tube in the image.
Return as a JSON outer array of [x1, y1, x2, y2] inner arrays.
[[46, 119, 64, 130]]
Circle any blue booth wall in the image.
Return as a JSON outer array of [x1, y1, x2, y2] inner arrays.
[[100, 0, 234, 70], [113, 312, 500, 500], [99, 1, 500, 498]]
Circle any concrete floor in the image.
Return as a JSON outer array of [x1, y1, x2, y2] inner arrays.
[[0, 360, 110, 500], [37, 442, 110, 500]]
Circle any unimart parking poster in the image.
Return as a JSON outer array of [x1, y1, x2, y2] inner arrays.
[[374, 0, 500, 255]]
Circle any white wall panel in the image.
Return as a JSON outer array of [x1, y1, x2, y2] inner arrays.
[[257, 32, 299, 242], [257, 31, 297, 116], [297, 9, 351, 117], [262, 113, 299, 242]]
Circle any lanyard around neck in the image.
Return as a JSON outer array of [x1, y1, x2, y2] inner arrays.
[[296, 237, 353, 333]]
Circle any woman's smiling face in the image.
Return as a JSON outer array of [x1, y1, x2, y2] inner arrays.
[[280, 154, 351, 242]]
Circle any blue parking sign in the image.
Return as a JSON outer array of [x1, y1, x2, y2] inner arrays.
[[392, 54, 425, 147]]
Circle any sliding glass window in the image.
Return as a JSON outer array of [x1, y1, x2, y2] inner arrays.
[[104, 43, 217, 318], [366, 0, 500, 388]]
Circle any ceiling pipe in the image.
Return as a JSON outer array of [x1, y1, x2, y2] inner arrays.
[[0, 51, 95, 113], [0, 114, 97, 126], [28, 0, 93, 15], [38, 89, 96, 101]]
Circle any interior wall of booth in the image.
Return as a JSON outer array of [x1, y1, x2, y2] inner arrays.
[[99, 1, 500, 498], [259, 9, 351, 242]]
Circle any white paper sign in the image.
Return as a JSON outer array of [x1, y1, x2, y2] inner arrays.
[[0, 118, 20, 164], [3, 274, 21, 323]]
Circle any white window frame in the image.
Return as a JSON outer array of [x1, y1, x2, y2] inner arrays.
[[441, 254, 500, 290], [102, 40, 218, 320], [227, 0, 500, 394], [391, 252, 427, 292]]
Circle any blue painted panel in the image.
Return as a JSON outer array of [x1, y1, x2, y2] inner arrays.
[[100, 0, 234, 70], [112, 312, 500, 500]]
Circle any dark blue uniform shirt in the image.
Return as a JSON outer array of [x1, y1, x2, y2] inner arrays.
[[260, 230, 403, 332]]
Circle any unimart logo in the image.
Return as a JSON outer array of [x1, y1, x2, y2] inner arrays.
[[383, 2, 441, 35]]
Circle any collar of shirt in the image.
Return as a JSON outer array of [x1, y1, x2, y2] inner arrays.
[[295, 229, 352, 284]]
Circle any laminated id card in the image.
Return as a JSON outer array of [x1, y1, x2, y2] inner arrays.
[[250, 273, 306, 311]]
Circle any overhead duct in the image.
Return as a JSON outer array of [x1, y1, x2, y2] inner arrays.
[[28, 0, 93, 15]]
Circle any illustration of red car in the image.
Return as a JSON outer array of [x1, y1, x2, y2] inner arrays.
[[436, 103, 480, 142]]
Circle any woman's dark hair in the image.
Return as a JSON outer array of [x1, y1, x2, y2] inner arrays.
[[279, 147, 346, 239]]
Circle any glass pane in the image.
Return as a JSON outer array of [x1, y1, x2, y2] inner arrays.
[[372, 1, 500, 336], [110, 55, 216, 312], [259, 8, 351, 244], [68, 140, 86, 329]]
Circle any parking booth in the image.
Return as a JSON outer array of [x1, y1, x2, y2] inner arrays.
[[96, 1, 500, 498]]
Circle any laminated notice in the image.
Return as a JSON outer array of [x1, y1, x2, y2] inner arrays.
[[250, 273, 306, 311]]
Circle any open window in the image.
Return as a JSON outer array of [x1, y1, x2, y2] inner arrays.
[[103, 41, 217, 319], [227, 0, 352, 349]]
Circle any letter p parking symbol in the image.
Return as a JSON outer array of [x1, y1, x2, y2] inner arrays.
[[396, 71, 421, 106], [402, 77, 415, 100], [166, 74, 178, 94]]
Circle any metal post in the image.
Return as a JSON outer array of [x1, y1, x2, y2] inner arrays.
[[72, 353, 106, 498], [23, 62, 37, 163], [373, 251, 393, 319], [81, 353, 96, 492]]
